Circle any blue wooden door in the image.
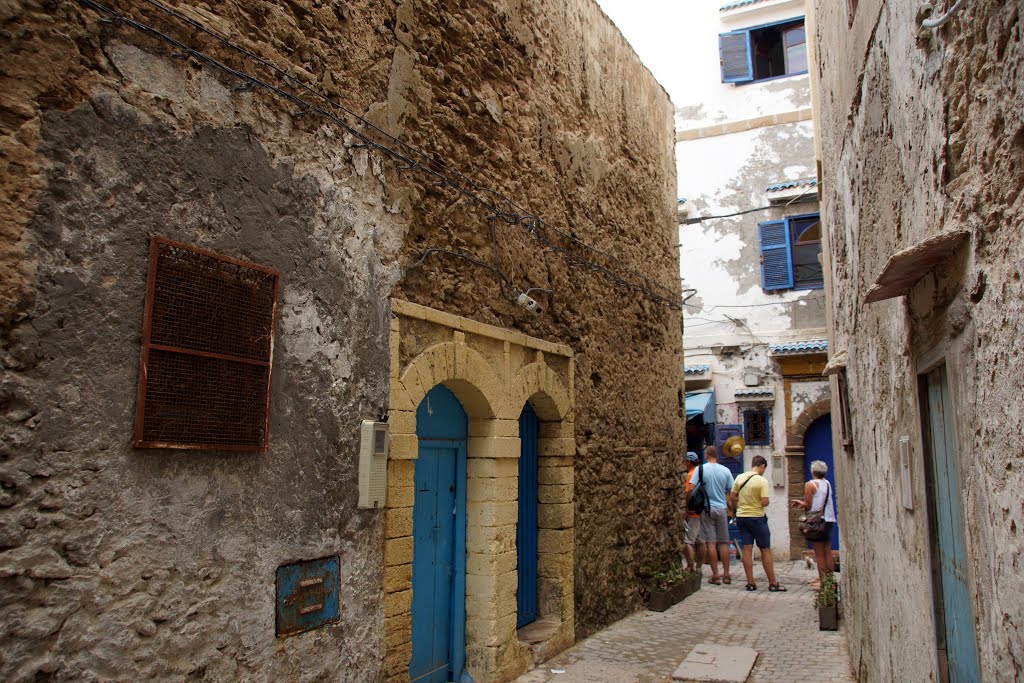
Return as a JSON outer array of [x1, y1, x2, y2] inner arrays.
[[715, 424, 744, 556], [804, 415, 840, 551], [516, 403, 539, 628], [411, 385, 467, 683], [923, 366, 980, 683]]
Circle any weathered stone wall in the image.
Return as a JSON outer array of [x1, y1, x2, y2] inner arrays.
[[1, 0, 681, 680], [814, 1, 1024, 680]]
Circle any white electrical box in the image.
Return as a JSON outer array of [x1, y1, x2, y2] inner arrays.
[[358, 420, 389, 509], [772, 454, 786, 488]]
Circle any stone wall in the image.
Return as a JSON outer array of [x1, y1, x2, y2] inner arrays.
[[813, 1, 1024, 680], [1, 0, 682, 680]]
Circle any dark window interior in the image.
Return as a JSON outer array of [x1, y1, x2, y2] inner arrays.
[[790, 215, 823, 288], [743, 409, 771, 447], [751, 20, 806, 80]]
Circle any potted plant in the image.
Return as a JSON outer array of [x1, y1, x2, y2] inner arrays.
[[680, 567, 702, 599], [647, 569, 674, 612], [815, 571, 839, 631]]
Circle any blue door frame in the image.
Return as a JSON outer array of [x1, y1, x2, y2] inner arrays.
[[803, 415, 840, 551], [516, 403, 539, 628], [921, 366, 980, 683], [411, 386, 467, 683]]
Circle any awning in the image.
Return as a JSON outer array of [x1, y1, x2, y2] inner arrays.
[[864, 230, 969, 303], [686, 390, 716, 423]]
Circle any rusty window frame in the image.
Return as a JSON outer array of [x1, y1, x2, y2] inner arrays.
[[134, 237, 279, 451]]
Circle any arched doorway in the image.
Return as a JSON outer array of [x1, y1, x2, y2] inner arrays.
[[516, 401, 539, 628], [410, 385, 467, 683], [803, 415, 839, 551]]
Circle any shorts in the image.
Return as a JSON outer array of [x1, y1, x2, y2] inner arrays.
[[698, 507, 730, 543], [807, 521, 835, 543], [737, 516, 771, 549], [684, 517, 701, 545]]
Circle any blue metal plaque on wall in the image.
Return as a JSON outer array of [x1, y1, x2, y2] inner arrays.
[[275, 556, 340, 636]]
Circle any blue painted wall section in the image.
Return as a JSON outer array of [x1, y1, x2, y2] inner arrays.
[[803, 415, 840, 551], [275, 556, 341, 637]]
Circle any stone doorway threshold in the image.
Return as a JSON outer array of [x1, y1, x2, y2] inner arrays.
[[518, 619, 563, 662]]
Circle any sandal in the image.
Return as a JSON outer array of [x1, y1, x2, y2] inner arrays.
[[745, 583, 757, 591], [768, 584, 787, 592], [722, 577, 732, 585], [708, 577, 721, 585]]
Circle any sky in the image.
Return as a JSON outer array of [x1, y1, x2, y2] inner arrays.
[[594, 1, 687, 103]]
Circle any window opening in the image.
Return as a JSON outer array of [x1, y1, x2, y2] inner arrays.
[[134, 237, 279, 451], [743, 408, 772, 446], [758, 213, 823, 291], [719, 18, 808, 84], [791, 216, 823, 289]]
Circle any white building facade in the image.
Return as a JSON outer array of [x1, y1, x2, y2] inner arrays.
[[677, 0, 833, 559]]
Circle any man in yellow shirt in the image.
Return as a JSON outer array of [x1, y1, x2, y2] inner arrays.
[[728, 455, 785, 592]]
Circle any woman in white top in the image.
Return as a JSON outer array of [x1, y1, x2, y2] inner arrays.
[[791, 460, 837, 588]]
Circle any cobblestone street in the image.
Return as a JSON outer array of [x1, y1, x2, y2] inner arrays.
[[515, 561, 853, 683]]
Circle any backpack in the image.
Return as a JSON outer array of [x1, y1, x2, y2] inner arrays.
[[799, 480, 831, 541], [687, 464, 709, 513]]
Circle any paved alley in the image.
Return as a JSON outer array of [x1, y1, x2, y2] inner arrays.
[[515, 561, 853, 683]]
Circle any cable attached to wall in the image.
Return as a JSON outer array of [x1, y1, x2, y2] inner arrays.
[[76, 0, 686, 312]]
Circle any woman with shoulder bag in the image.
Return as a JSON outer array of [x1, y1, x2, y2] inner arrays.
[[790, 460, 836, 590]]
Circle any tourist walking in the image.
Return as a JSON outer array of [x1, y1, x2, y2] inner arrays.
[[729, 455, 785, 592], [682, 452, 702, 571], [687, 446, 734, 585]]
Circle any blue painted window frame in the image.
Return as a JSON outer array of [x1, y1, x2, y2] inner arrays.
[[718, 16, 808, 85], [757, 212, 823, 292]]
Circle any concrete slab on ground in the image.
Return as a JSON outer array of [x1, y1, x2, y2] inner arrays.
[[671, 643, 758, 682]]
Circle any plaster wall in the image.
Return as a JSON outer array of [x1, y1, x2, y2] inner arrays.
[[1, 1, 681, 681], [673, 0, 811, 129], [814, 0, 1024, 680]]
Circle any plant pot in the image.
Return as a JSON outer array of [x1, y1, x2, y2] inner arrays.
[[671, 581, 688, 604], [648, 590, 673, 612], [818, 604, 839, 631], [685, 573, 702, 595]]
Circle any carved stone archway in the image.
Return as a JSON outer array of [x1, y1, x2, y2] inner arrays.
[[784, 399, 831, 557]]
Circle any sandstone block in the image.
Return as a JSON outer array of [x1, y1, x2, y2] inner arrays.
[[538, 437, 575, 456], [466, 524, 516, 555], [390, 378, 415, 412], [467, 477, 518, 503], [537, 529, 574, 554], [538, 551, 573, 579], [466, 612, 518, 648], [467, 586, 516, 620], [467, 501, 517, 527], [537, 456, 573, 468], [466, 569, 517, 600], [538, 484, 573, 504], [388, 409, 416, 435], [384, 589, 412, 618], [388, 460, 415, 489], [538, 503, 574, 529], [467, 458, 517, 479], [468, 436, 520, 459], [389, 486, 415, 508], [384, 537, 414, 567], [469, 419, 519, 438], [384, 563, 412, 594], [384, 642, 412, 677], [389, 433, 418, 460], [385, 507, 413, 539], [539, 420, 575, 439], [538, 466, 573, 485], [467, 550, 517, 577]]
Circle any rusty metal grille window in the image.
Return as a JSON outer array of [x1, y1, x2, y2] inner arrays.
[[134, 237, 279, 450], [743, 408, 771, 447]]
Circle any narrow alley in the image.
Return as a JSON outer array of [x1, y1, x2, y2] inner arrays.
[[515, 562, 852, 683]]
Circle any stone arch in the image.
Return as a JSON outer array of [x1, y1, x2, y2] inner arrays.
[[396, 341, 500, 420], [502, 361, 571, 422], [785, 398, 832, 556]]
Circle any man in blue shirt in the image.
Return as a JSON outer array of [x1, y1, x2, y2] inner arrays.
[[687, 445, 736, 584]]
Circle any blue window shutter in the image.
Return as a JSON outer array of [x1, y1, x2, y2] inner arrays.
[[719, 30, 753, 83], [759, 220, 793, 290]]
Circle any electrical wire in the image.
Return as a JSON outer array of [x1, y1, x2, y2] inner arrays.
[[77, 0, 686, 310], [679, 187, 817, 227], [922, 0, 968, 28]]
